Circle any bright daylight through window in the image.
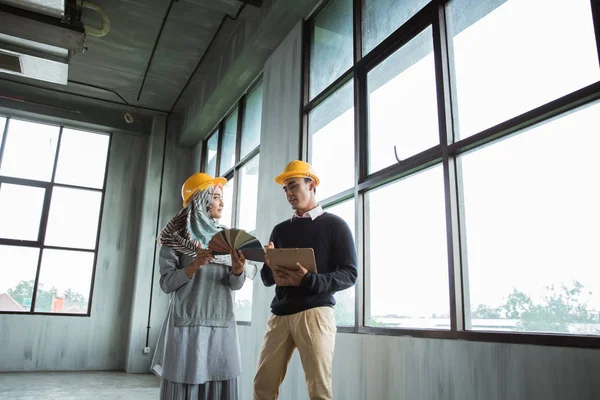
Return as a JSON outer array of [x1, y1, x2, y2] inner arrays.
[[206, 80, 263, 323], [0, 118, 110, 315], [305, 0, 600, 340]]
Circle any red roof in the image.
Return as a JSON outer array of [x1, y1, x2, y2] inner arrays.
[[0, 293, 25, 312]]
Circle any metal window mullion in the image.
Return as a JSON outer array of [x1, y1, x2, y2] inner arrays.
[[354, 0, 368, 330], [0, 117, 9, 170], [304, 68, 355, 113], [450, 81, 600, 156], [353, 0, 363, 64], [358, 189, 370, 330], [590, 0, 600, 68], [320, 188, 355, 208], [29, 239, 44, 313], [50, 127, 63, 183], [231, 96, 244, 229], [358, 2, 436, 72], [201, 137, 208, 172], [433, 3, 465, 332], [236, 146, 260, 170], [0, 175, 51, 188], [236, 96, 246, 164], [0, 239, 38, 247], [31, 173, 55, 313]]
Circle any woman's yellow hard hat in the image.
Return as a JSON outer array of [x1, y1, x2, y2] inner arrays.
[[181, 172, 227, 207], [274, 160, 320, 186]]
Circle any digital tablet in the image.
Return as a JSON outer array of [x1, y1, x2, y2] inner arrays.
[[266, 248, 317, 274]]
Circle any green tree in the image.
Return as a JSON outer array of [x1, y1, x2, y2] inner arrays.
[[8, 279, 35, 305], [501, 288, 534, 319], [31, 285, 57, 312], [64, 289, 87, 310], [501, 281, 600, 334], [472, 304, 502, 319], [7, 280, 85, 312]]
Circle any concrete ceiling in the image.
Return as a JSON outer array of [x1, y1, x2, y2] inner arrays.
[[0, 0, 261, 113]]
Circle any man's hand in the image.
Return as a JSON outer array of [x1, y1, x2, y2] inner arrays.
[[185, 249, 214, 278], [231, 249, 246, 276], [264, 242, 274, 268], [272, 262, 308, 286]]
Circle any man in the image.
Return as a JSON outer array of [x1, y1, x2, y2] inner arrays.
[[253, 160, 358, 400]]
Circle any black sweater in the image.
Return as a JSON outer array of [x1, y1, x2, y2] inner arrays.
[[261, 212, 358, 316]]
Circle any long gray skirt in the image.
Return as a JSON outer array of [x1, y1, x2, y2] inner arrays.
[[160, 378, 238, 400]]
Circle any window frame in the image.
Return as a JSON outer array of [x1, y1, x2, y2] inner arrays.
[[200, 77, 263, 326], [0, 115, 112, 317], [302, 0, 600, 347]]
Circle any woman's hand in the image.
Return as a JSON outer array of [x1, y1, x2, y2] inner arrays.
[[231, 249, 246, 276], [185, 249, 214, 278]]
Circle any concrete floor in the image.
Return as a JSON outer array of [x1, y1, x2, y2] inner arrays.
[[0, 371, 160, 399]]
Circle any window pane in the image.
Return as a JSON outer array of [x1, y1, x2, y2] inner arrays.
[[204, 131, 219, 177], [45, 187, 102, 250], [241, 83, 263, 159], [0, 119, 59, 181], [0, 184, 45, 241], [368, 27, 438, 173], [220, 110, 238, 175], [238, 155, 259, 232], [448, 0, 600, 140], [309, 0, 353, 99], [34, 249, 94, 314], [234, 280, 253, 322], [461, 101, 600, 335], [325, 199, 356, 327], [362, 0, 430, 54], [220, 179, 234, 228], [0, 246, 39, 312], [54, 129, 110, 189], [367, 165, 449, 329], [310, 80, 354, 200]]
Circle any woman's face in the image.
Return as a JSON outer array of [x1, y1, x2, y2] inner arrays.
[[210, 186, 224, 219]]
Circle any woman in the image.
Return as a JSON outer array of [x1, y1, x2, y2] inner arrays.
[[152, 172, 248, 399]]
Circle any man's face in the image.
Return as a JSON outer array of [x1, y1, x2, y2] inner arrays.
[[211, 186, 224, 219], [282, 177, 315, 211]]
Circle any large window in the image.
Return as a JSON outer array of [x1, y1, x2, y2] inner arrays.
[[202, 79, 263, 323], [304, 0, 600, 346], [0, 117, 110, 316]]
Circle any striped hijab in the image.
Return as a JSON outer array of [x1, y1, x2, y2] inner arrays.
[[157, 186, 222, 257]]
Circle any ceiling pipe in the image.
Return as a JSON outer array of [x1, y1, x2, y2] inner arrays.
[[77, 0, 110, 37]]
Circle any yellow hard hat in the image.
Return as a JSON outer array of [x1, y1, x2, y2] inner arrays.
[[181, 172, 227, 207], [274, 160, 320, 187]]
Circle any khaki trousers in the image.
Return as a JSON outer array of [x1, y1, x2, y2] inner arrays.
[[253, 306, 337, 400]]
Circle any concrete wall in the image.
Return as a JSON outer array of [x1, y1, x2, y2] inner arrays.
[[232, 21, 600, 400], [125, 115, 197, 373]]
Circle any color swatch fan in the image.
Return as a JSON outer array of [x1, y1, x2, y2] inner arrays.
[[208, 229, 265, 262]]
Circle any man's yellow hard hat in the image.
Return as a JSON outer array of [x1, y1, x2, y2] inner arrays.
[[181, 172, 227, 207], [274, 160, 320, 187]]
